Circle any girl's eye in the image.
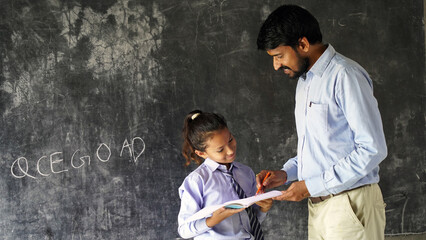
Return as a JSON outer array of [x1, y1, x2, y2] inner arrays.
[[229, 137, 233, 143], [217, 149, 224, 153]]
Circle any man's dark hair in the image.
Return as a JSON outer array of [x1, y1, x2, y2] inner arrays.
[[257, 5, 322, 50]]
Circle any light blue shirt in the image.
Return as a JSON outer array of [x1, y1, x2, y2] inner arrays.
[[282, 44, 387, 197], [178, 158, 267, 239]]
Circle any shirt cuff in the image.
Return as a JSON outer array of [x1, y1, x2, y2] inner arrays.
[[195, 218, 211, 233], [281, 164, 297, 183], [305, 175, 330, 197]]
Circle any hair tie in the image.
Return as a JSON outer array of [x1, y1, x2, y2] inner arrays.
[[191, 113, 200, 120]]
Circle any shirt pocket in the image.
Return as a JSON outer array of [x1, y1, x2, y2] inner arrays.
[[306, 103, 328, 138]]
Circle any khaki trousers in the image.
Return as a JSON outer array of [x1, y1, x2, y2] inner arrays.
[[308, 183, 386, 240]]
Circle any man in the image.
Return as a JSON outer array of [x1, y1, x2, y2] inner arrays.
[[255, 5, 387, 240]]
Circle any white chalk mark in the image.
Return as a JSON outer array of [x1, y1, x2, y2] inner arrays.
[[10, 136, 145, 180], [96, 143, 111, 162], [120, 137, 146, 163], [50, 152, 69, 174], [11, 157, 37, 179], [401, 196, 409, 233], [71, 149, 84, 168], [36, 156, 50, 177], [71, 149, 92, 168], [131, 137, 145, 163], [120, 138, 132, 158]]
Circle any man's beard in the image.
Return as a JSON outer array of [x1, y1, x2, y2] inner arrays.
[[289, 55, 309, 80]]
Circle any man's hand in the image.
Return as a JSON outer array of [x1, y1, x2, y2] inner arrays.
[[256, 170, 287, 193], [273, 180, 310, 202]]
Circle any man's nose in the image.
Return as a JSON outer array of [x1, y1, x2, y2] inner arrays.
[[273, 58, 281, 71]]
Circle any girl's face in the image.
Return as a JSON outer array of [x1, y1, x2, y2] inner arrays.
[[195, 128, 237, 167]]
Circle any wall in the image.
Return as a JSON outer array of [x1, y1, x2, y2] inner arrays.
[[0, 0, 424, 239]]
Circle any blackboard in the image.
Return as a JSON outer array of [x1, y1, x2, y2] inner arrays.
[[0, 0, 424, 239]]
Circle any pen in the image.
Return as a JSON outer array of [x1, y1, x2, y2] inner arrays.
[[256, 172, 271, 195]]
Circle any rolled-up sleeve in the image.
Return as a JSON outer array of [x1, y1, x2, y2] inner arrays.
[[282, 156, 299, 183]]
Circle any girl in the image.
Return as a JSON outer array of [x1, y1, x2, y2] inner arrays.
[[177, 110, 273, 239]]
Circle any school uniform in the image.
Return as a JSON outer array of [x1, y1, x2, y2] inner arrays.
[[178, 158, 266, 239]]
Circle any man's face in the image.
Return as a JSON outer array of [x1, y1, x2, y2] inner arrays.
[[267, 45, 309, 79]]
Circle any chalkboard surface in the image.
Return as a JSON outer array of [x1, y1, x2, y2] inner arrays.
[[0, 0, 424, 239]]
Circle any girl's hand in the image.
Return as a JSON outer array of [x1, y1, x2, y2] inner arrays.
[[206, 207, 245, 227], [255, 198, 273, 212]]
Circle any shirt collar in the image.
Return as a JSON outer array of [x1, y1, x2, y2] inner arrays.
[[304, 44, 336, 79], [204, 158, 238, 172]]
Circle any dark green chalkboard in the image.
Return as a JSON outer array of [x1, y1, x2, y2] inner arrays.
[[0, 0, 424, 239]]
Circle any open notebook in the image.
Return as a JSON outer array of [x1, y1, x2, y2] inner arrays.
[[184, 190, 282, 223]]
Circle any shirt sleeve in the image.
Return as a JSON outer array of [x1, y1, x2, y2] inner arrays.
[[177, 174, 212, 238], [305, 67, 387, 196], [282, 155, 298, 183]]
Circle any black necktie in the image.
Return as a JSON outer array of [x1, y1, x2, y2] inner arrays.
[[221, 165, 265, 240]]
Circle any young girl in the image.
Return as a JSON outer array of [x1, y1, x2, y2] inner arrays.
[[177, 110, 273, 239]]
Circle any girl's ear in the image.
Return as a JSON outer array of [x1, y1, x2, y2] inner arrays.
[[195, 150, 208, 159]]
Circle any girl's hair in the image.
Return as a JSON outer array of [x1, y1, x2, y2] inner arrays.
[[182, 110, 228, 166]]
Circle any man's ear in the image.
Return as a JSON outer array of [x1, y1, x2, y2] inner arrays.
[[298, 37, 310, 53], [195, 150, 207, 159]]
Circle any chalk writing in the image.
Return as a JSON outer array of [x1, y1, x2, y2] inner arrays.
[[97, 143, 112, 162], [11, 157, 37, 179], [10, 137, 145, 179], [120, 137, 145, 163]]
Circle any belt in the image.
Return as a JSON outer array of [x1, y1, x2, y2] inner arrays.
[[309, 184, 370, 204]]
